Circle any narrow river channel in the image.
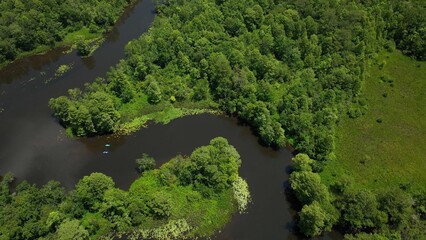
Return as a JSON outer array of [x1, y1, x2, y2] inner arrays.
[[0, 1, 342, 239]]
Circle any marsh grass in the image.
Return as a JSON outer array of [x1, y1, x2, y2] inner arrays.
[[321, 51, 426, 194], [117, 94, 217, 135]]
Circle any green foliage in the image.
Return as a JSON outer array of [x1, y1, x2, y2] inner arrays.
[[136, 153, 156, 173], [232, 176, 251, 213], [0, 0, 135, 67], [317, 51, 426, 237], [290, 153, 339, 237], [299, 201, 337, 237], [321, 51, 426, 194], [292, 153, 314, 172], [336, 189, 387, 231], [50, 0, 423, 157], [108, 67, 136, 103], [135, 219, 192, 240], [76, 39, 91, 56], [73, 173, 115, 212], [415, 194, 426, 220], [56, 219, 89, 240], [99, 188, 131, 231], [344, 232, 391, 240], [390, 1, 426, 60], [290, 171, 329, 205], [0, 138, 246, 239], [378, 189, 414, 228], [145, 78, 163, 104], [0, 179, 65, 240], [44, 0, 426, 238], [55, 64, 73, 77], [189, 137, 241, 193], [49, 88, 120, 136]]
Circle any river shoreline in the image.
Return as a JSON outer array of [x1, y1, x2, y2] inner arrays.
[[0, 0, 141, 71]]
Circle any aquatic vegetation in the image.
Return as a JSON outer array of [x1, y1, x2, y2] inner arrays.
[[55, 64, 73, 77], [232, 176, 251, 213]]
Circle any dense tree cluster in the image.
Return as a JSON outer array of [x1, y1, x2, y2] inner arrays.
[[389, 0, 426, 60], [0, 0, 134, 66], [290, 154, 426, 238], [289, 154, 338, 236], [49, 89, 120, 136], [0, 137, 249, 239], [50, 0, 424, 160]]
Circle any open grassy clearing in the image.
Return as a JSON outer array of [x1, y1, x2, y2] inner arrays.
[[321, 50, 426, 194], [117, 93, 217, 135]]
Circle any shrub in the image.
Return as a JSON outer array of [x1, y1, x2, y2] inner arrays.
[[289, 171, 330, 205], [77, 39, 91, 56], [136, 154, 156, 173], [136, 219, 192, 240], [292, 154, 315, 172], [348, 107, 363, 119], [232, 176, 251, 213], [299, 201, 337, 237]]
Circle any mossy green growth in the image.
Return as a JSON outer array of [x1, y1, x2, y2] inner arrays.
[[55, 64, 73, 77], [321, 51, 426, 194], [117, 93, 217, 135], [62, 27, 100, 45], [129, 174, 235, 237]]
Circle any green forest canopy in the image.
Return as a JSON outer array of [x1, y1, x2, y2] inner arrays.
[[0, 0, 135, 67], [47, 0, 426, 238], [51, 0, 425, 161], [0, 137, 250, 240]]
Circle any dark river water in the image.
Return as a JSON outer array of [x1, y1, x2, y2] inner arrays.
[[0, 0, 342, 239]]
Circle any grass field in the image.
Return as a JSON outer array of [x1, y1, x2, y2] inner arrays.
[[117, 93, 217, 135], [321, 51, 426, 194], [62, 27, 100, 45]]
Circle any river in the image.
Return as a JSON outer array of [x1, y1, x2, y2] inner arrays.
[[0, 0, 342, 239]]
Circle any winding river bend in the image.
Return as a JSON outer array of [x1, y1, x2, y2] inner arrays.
[[0, 1, 342, 239]]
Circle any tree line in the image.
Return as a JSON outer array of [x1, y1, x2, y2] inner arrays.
[[0, 137, 250, 239], [0, 0, 135, 67], [290, 154, 426, 239], [50, 0, 424, 160]]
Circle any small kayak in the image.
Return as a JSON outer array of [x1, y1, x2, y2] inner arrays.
[[102, 151, 109, 154], [105, 144, 111, 147]]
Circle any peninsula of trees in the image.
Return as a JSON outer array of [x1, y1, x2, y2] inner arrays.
[[0, 137, 250, 239]]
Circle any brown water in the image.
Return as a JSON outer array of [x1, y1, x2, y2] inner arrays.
[[0, 0, 342, 239]]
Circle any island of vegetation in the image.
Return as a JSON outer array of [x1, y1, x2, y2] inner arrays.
[[0, 137, 250, 239], [0, 0, 136, 69], [47, 0, 426, 239]]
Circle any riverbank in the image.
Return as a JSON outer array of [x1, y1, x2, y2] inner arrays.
[[321, 50, 426, 194], [0, 0, 137, 70], [0, 137, 251, 239], [116, 94, 220, 135], [0, 28, 100, 70]]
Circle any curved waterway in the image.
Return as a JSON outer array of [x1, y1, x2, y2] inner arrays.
[[0, 0, 155, 182], [0, 0, 342, 239]]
